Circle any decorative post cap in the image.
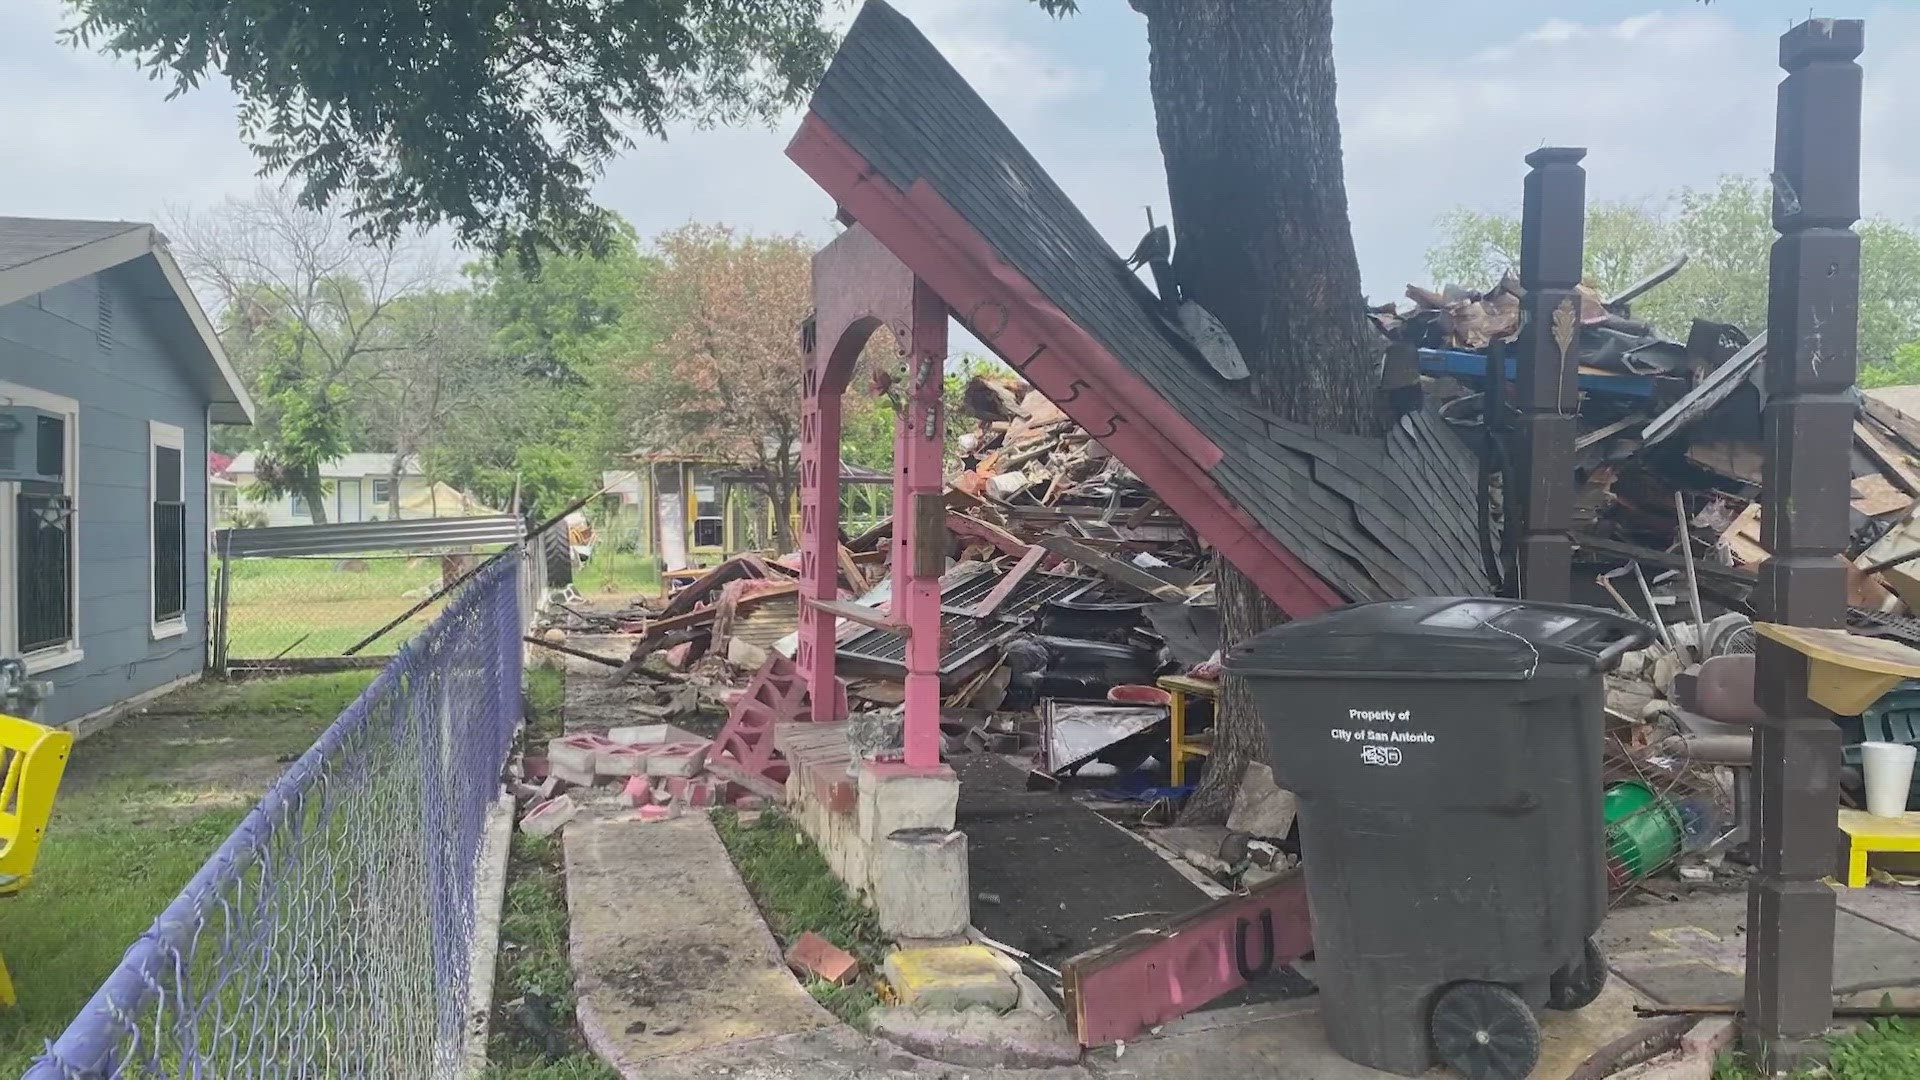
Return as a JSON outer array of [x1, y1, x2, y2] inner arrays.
[[1780, 19, 1864, 69]]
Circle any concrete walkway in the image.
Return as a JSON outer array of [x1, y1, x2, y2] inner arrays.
[[564, 810, 1087, 1080]]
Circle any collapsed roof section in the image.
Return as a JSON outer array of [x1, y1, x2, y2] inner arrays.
[[788, 0, 1486, 612]]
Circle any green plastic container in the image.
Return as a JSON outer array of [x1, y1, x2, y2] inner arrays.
[[1604, 781, 1683, 887]]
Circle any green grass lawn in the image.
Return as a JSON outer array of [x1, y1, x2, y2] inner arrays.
[[1715, 1015, 1920, 1079], [222, 556, 448, 660], [570, 550, 661, 602], [0, 672, 374, 1074], [713, 808, 890, 1028]]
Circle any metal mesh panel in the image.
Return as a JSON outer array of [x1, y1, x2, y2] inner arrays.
[[28, 556, 524, 1078], [17, 491, 73, 653], [840, 570, 1096, 672]]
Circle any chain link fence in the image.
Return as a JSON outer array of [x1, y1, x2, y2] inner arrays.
[[213, 516, 529, 669], [29, 553, 526, 1078]]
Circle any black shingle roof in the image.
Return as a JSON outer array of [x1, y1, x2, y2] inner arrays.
[[809, 1, 1486, 601], [0, 217, 145, 274]]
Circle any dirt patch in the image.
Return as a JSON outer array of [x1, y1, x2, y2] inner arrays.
[[555, 632, 731, 740]]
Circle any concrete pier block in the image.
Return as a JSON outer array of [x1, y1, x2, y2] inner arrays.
[[858, 762, 958, 847], [874, 828, 969, 940]]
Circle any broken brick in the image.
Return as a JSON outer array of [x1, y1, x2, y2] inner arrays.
[[636, 803, 676, 823], [786, 931, 859, 986], [622, 776, 653, 808], [732, 794, 767, 811], [521, 754, 550, 780]]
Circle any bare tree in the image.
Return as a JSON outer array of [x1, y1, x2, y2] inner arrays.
[[166, 187, 445, 521]]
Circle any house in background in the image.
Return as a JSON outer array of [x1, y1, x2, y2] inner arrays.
[[604, 450, 891, 570], [222, 451, 454, 525], [0, 216, 253, 729]]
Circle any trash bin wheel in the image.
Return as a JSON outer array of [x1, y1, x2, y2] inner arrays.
[[1547, 937, 1609, 1011], [1431, 982, 1540, 1080]]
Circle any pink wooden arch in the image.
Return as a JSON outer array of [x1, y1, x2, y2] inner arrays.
[[798, 226, 948, 768]]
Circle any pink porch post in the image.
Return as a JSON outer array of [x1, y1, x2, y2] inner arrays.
[[894, 283, 947, 768], [795, 315, 850, 723]]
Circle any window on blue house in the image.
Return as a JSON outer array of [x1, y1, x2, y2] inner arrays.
[[151, 422, 187, 633]]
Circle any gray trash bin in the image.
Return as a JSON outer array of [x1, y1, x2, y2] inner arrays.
[[1225, 598, 1651, 1080]]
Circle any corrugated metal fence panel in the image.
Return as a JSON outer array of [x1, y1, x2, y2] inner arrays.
[[216, 516, 526, 559]]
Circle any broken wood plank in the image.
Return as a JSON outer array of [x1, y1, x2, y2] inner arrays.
[[1852, 473, 1913, 517], [968, 545, 1046, 619], [804, 597, 906, 635], [1037, 536, 1187, 601], [705, 756, 787, 803], [1862, 394, 1920, 452], [1122, 497, 1165, 529], [1855, 420, 1920, 496], [837, 545, 870, 595]]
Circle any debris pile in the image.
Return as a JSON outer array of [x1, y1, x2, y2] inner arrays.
[[514, 722, 773, 831], [1374, 265, 1920, 892]]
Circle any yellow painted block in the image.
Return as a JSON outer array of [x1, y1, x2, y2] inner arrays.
[[882, 945, 1018, 1012]]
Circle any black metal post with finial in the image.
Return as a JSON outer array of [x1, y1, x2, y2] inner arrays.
[[1512, 146, 1586, 602], [1744, 16, 1864, 1071]]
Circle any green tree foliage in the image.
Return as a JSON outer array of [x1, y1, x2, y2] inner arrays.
[[1425, 176, 1920, 379], [435, 226, 661, 517], [65, 0, 839, 257]]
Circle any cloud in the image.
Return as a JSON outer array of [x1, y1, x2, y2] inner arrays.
[[1336, 8, 1920, 297], [0, 1, 260, 221]]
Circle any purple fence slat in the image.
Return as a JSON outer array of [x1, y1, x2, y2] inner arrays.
[[29, 555, 526, 1078]]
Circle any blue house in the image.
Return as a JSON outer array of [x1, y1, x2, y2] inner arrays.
[[0, 218, 253, 729]]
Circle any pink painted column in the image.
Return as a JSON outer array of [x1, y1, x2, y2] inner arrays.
[[796, 319, 849, 722], [897, 283, 948, 768]]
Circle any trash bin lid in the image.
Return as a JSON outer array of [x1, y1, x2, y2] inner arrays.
[[1226, 597, 1652, 681]]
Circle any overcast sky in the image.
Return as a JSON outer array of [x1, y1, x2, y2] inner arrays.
[[4, 0, 1916, 303]]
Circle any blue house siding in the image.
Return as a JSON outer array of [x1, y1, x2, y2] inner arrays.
[[0, 267, 211, 726]]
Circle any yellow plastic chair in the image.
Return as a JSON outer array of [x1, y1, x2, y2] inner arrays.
[[0, 713, 73, 1007]]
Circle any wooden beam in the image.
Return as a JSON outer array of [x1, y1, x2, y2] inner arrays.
[[1037, 535, 1187, 601], [525, 636, 622, 667], [1861, 395, 1920, 452], [968, 545, 1046, 619], [837, 545, 870, 595], [1855, 420, 1920, 496], [804, 596, 907, 635]]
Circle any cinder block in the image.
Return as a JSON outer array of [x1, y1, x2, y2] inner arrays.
[[548, 735, 613, 787], [520, 795, 579, 838], [873, 829, 969, 940], [858, 764, 958, 847], [608, 723, 700, 747], [645, 741, 711, 778], [683, 779, 717, 809], [596, 745, 650, 777]]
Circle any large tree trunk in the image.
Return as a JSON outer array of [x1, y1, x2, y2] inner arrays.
[[1134, 0, 1383, 823], [302, 476, 331, 524]]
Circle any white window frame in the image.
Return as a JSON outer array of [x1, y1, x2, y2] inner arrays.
[[371, 477, 392, 506], [150, 421, 187, 639], [0, 381, 83, 674], [290, 490, 311, 519]]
